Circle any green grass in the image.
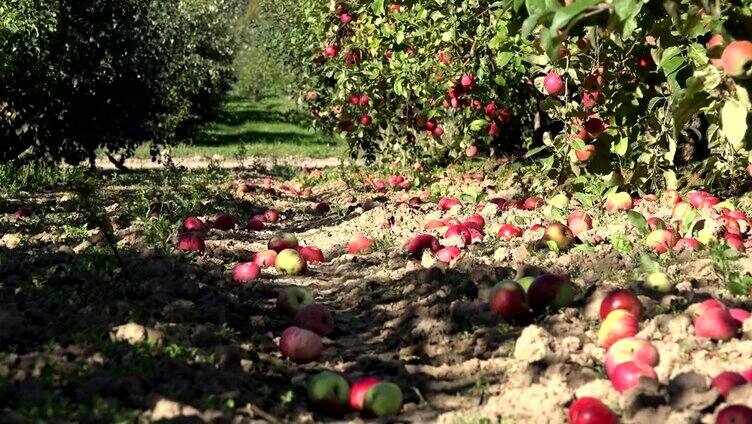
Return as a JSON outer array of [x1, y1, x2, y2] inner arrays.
[[134, 96, 344, 159]]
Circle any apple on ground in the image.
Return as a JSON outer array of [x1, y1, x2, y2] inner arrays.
[[725, 233, 745, 252], [294, 303, 335, 336], [247, 218, 265, 231], [268, 232, 299, 252], [279, 326, 323, 364], [610, 361, 657, 393], [645, 271, 674, 293], [605, 337, 659, 378], [313, 202, 331, 214], [363, 382, 403, 417], [687, 190, 720, 209], [253, 249, 277, 267], [567, 210, 593, 236], [644, 229, 679, 253], [265, 209, 280, 222], [438, 197, 462, 211], [729, 308, 751, 326], [527, 274, 575, 311], [349, 377, 382, 411], [543, 222, 574, 250], [275, 248, 307, 275], [674, 237, 700, 251], [693, 308, 739, 341], [276, 286, 314, 316], [661, 190, 682, 205], [308, 371, 350, 413], [711, 371, 747, 399], [182, 216, 205, 232], [716, 404, 752, 424], [233, 262, 260, 283], [523, 197, 545, 210], [498, 224, 523, 240], [548, 193, 569, 209], [424, 219, 445, 230], [687, 299, 726, 318], [604, 192, 633, 211], [646, 217, 666, 230], [488, 280, 531, 323], [463, 214, 485, 230], [567, 397, 618, 424], [177, 232, 206, 252], [407, 234, 441, 258], [435, 246, 461, 263], [348, 234, 373, 254], [213, 214, 236, 231], [445, 224, 472, 245], [598, 309, 639, 348], [298, 246, 325, 263], [600, 289, 643, 320], [468, 228, 484, 244], [14, 207, 31, 218]]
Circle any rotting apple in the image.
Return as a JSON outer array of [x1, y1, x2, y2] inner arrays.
[[294, 303, 335, 336], [279, 326, 323, 364], [674, 237, 700, 251], [543, 222, 575, 250]]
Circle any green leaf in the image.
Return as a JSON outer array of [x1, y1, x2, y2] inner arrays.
[[525, 146, 547, 157], [722, 99, 749, 150], [372, 0, 385, 15], [613, 137, 628, 156], [627, 210, 649, 235], [639, 254, 660, 273], [470, 119, 488, 131], [550, 0, 603, 32]]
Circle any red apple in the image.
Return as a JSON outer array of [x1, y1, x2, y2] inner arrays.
[[424, 219, 446, 230], [605, 337, 659, 378], [264, 209, 280, 222], [324, 45, 338, 58], [661, 190, 682, 205], [567, 210, 593, 236], [177, 232, 206, 252], [598, 309, 639, 348], [524, 197, 545, 210], [349, 377, 382, 411], [722, 40, 752, 78], [644, 229, 678, 254], [463, 214, 485, 230], [610, 361, 657, 393], [711, 371, 747, 399], [247, 218, 265, 231], [687, 190, 719, 209], [348, 234, 373, 254], [466, 145, 478, 157], [717, 404, 752, 424], [279, 326, 323, 364], [268, 232, 299, 252], [528, 274, 575, 311], [726, 233, 745, 252], [213, 214, 236, 231], [253, 249, 277, 267], [233, 262, 260, 283], [688, 299, 726, 317], [360, 114, 373, 126], [544, 71, 565, 96], [674, 237, 700, 251], [693, 308, 739, 341], [729, 308, 750, 326], [498, 224, 523, 240], [460, 74, 474, 87], [568, 397, 618, 424], [646, 217, 666, 230], [488, 280, 531, 323], [600, 289, 643, 321], [182, 217, 205, 232], [276, 287, 314, 316], [298, 246, 325, 263], [407, 234, 441, 258], [435, 246, 461, 263], [445, 224, 472, 245], [14, 207, 31, 218], [438, 197, 462, 211], [294, 303, 334, 336]]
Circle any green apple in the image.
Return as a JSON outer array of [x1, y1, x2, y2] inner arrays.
[[364, 382, 403, 417], [308, 371, 350, 413], [645, 271, 673, 293], [275, 249, 307, 275]]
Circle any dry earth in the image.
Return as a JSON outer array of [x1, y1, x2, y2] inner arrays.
[[1, 161, 752, 423]]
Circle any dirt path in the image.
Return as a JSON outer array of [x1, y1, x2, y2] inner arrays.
[[94, 155, 341, 171]]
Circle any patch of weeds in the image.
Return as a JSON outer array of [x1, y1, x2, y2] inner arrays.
[[372, 236, 396, 254], [609, 233, 633, 255], [62, 224, 90, 240], [709, 243, 752, 295], [453, 416, 504, 424], [163, 344, 200, 361], [469, 376, 491, 397], [280, 389, 294, 405]]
